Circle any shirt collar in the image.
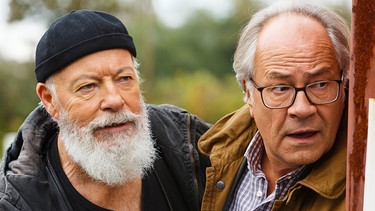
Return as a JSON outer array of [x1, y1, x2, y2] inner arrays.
[[244, 131, 308, 179]]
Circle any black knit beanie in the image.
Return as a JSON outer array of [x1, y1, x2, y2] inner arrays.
[[35, 10, 137, 83]]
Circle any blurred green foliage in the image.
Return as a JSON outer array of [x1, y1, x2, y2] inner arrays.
[[0, 0, 351, 154], [149, 70, 244, 123]]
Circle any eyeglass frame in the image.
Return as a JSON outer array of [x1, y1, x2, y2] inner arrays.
[[248, 73, 343, 109]]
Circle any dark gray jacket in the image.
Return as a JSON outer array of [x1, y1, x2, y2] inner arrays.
[[0, 104, 210, 211]]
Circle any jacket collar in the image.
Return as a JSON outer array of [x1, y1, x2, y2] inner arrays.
[[198, 104, 257, 167]]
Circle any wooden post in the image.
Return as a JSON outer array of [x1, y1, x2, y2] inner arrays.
[[347, 0, 375, 210]]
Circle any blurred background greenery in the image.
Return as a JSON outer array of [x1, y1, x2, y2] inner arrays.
[[0, 0, 350, 153]]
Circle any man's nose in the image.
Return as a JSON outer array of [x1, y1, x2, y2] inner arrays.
[[100, 83, 124, 112], [288, 91, 316, 118]]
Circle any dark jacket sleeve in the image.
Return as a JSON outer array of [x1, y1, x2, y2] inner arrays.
[[146, 104, 210, 211], [0, 105, 58, 210]]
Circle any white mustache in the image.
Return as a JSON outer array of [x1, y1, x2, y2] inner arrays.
[[88, 110, 141, 130]]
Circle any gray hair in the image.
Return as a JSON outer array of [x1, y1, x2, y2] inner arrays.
[[233, 0, 350, 102]]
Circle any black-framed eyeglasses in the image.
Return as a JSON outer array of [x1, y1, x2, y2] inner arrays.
[[249, 76, 343, 109]]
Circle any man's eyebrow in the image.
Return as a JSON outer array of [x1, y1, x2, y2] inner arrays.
[[265, 69, 333, 79], [265, 72, 291, 79], [71, 66, 136, 85], [116, 66, 135, 74], [72, 75, 99, 85], [305, 69, 332, 77]]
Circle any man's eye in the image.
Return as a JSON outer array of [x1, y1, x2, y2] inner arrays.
[[79, 83, 95, 90], [310, 81, 328, 89], [271, 85, 292, 93], [119, 76, 132, 81]]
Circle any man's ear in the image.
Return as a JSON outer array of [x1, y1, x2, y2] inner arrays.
[[242, 80, 255, 117], [36, 83, 60, 120]]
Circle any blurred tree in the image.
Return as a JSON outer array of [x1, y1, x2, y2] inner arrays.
[[8, 0, 133, 23], [153, 10, 236, 78], [141, 1, 261, 121], [152, 1, 261, 79], [0, 58, 39, 134], [150, 70, 244, 124]]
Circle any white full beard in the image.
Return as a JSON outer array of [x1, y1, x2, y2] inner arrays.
[[58, 101, 156, 186]]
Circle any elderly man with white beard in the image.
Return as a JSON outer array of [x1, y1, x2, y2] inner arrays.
[[0, 10, 210, 211]]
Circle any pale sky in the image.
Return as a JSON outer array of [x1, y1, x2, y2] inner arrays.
[[0, 1, 45, 62], [0, 0, 351, 62]]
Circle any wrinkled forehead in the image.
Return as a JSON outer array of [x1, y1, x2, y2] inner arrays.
[[254, 14, 338, 79], [258, 13, 329, 49]]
